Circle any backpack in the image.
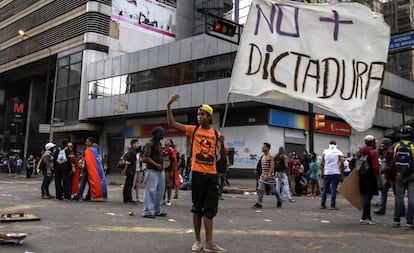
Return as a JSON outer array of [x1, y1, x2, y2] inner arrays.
[[356, 151, 371, 176], [274, 154, 286, 172], [394, 141, 413, 176], [117, 152, 130, 170], [256, 155, 263, 176], [56, 148, 68, 164]]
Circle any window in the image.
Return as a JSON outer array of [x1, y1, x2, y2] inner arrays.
[[54, 51, 82, 122], [88, 52, 236, 99]]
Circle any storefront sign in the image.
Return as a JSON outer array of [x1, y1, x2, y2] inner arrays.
[[269, 109, 351, 136], [315, 119, 352, 136]]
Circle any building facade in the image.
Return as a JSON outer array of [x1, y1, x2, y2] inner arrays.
[[0, 0, 413, 174]]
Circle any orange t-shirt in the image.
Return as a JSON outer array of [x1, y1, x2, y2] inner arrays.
[[185, 125, 221, 174]]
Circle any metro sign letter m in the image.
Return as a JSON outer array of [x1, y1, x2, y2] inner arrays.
[[13, 102, 24, 114]]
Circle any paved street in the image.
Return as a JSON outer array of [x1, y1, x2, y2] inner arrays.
[[0, 173, 413, 253]]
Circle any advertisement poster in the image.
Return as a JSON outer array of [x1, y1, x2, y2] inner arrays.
[[112, 0, 176, 38]]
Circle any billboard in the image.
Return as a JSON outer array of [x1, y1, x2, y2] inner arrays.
[[112, 0, 176, 38]]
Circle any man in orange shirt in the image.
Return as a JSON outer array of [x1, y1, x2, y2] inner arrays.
[[167, 94, 227, 253]]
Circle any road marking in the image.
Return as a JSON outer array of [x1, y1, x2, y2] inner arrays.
[[296, 240, 348, 250], [0, 201, 57, 212], [93, 226, 414, 240]]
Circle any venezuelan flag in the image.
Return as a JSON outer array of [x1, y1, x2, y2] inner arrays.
[[85, 146, 108, 200]]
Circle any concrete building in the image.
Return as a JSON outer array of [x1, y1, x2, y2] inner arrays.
[[0, 0, 413, 175]]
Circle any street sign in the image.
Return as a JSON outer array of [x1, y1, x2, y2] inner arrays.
[[39, 124, 50, 134], [389, 31, 414, 52]]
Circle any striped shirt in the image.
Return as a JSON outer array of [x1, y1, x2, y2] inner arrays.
[[259, 155, 277, 184]]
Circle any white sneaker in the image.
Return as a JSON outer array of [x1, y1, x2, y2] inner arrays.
[[360, 219, 375, 225], [204, 244, 227, 253], [166, 201, 171, 206], [191, 241, 202, 252]]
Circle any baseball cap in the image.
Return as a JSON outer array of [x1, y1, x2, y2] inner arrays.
[[364, 135, 375, 141], [199, 104, 213, 116]]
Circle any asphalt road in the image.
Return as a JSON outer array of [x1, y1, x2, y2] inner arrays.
[[0, 174, 412, 253]]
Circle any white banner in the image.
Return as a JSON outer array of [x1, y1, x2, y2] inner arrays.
[[112, 0, 176, 37], [229, 0, 390, 132]]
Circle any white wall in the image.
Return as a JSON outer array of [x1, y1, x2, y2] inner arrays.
[[220, 125, 284, 169]]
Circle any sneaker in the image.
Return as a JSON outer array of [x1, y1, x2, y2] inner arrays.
[[277, 200, 282, 208], [191, 241, 202, 252], [204, 244, 227, 253], [405, 224, 414, 230], [320, 205, 327, 209], [288, 199, 296, 203], [330, 207, 339, 211], [155, 212, 167, 217], [142, 213, 155, 219], [252, 202, 262, 208], [393, 222, 400, 228], [360, 219, 375, 225], [166, 201, 171, 206]]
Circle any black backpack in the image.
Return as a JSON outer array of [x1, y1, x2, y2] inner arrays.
[[394, 141, 413, 176], [356, 151, 371, 176]]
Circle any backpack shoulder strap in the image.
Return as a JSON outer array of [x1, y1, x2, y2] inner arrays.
[[191, 125, 200, 144], [214, 129, 219, 147]]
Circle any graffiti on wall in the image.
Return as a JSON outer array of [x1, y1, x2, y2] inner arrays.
[[226, 139, 258, 168]]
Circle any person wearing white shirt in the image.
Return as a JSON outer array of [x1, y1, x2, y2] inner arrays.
[[320, 140, 344, 210]]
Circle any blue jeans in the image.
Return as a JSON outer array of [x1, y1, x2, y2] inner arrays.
[[378, 179, 396, 213], [362, 193, 374, 220], [41, 174, 53, 196], [275, 172, 292, 200], [394, 175, 414, 225], [321, 174, 340, 208], [143, 169, 165, 216], [258, 181, 281, 203], [76, 170, 89, 199]]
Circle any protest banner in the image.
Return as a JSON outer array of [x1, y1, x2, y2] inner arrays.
[[229, 0, 390, 131]]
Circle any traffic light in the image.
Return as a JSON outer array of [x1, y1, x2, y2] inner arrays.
[[314, 114, 326, 129], [213, 20, 236, 37]]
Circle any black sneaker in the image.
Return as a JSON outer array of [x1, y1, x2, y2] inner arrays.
[[155, 212, 167, 217], [143, 214, 155, 218], [252, 202, 262, 208], [277, 200, 282, 208]]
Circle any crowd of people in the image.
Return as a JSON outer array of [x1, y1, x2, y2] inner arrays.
[[2, 98, 412, 252], [253, 125, 414, 230]]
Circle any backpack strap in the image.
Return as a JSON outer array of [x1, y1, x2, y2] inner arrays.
[[189, 125, 200, 156]]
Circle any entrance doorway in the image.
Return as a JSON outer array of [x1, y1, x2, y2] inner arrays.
[[107, 135, 124, 174], [285, 143, 305, 158]]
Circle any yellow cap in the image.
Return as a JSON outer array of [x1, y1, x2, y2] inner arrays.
[[199, 104, 213, 116]]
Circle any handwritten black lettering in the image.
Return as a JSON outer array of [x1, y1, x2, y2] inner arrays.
[[244, 43, 386, 101]]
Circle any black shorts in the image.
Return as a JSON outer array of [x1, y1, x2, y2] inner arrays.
[[191, 171, 219, 218]]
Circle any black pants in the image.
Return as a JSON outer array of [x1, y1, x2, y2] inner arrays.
[[27, 166, 34, 178], [55, 169, 70, 199], [123, 173, 135, 202]]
